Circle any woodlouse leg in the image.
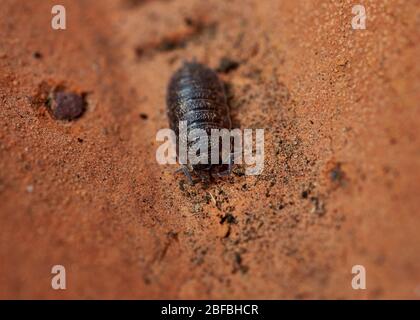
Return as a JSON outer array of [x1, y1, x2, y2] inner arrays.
[[175, 165, 194, 185], [213, 152, 235, 177]]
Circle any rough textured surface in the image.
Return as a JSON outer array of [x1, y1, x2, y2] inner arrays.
[[0, 0, 419, 299]]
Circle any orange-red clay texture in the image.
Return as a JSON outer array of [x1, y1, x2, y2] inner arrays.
[[0, 0, 419, 299]]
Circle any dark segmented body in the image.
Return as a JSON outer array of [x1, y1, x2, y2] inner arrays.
[[166, 62, 231, 172]]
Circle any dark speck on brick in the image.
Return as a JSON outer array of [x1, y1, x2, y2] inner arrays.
[[49, 91, 86, 121], [33, 51, 43, 59]]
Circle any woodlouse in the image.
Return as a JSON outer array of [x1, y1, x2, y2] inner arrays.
[[166, 61, 232, 183]]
